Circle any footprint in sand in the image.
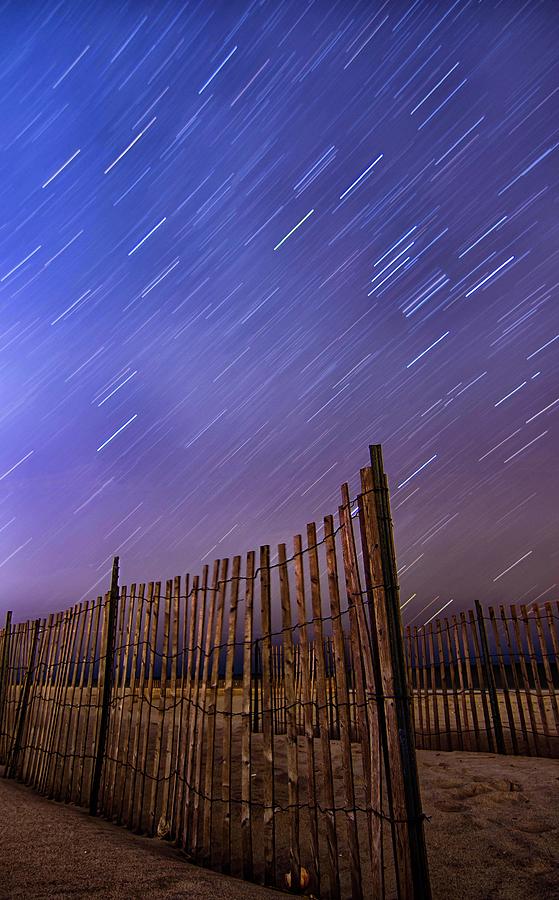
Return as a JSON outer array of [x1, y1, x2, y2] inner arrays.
[[434, 801, 469, 813], [438, 779, 464, 789], [484, 791, 529, 805], [451, 780, 524, 801], [516, 820, 554, 834], [493, 779, 523, 792], [453, 783, 493, 799]]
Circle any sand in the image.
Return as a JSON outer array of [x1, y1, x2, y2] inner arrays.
[[1, 749, 558, 899], [0, 777, 275, 899], [419, 749, 559, 900]]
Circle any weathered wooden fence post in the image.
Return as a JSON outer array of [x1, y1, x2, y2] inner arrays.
[[4, 618, 41, 778], [367, 444, 432, 900], [475, 599, 506, 754], [0, 610, 13, 761], [89, 557, 120, 815]]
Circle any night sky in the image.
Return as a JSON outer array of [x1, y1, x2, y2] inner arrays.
[[1, 0, 557, 624]]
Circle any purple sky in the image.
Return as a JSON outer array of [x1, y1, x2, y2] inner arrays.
[[1, 0, 558, 624]]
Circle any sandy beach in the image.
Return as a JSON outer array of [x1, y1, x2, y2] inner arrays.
[[0, 776, 275, 900], [418, 750, 559, 900], [1, 748, 558, 899]]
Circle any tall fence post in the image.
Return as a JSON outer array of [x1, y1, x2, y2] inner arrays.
[[5, 618, 41, 778], [474, 599, 506, 755], [0, 610, 13, 760], [368, 444, 431, 900], [89, 557, 120, 815]]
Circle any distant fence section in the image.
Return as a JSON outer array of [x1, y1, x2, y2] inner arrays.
[[254, 600, 559, 759], [406, 600, 559, 757], [0, 446, 431, 900]]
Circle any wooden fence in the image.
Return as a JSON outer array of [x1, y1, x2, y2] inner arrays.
[[406, 601, 559, 757], [252, 600, 559, 759], [0, 445, 431, 900]]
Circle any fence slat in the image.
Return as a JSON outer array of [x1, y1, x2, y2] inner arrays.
[[278, 543, 301, 892], [63, 603, 90, 802], [170, 575, 188, 840], [191, 561, 219, 859], [435, 620, 451, 750], [90, 559, 120, 815], [324, 515, 362, 900], [162, 576, 182, 832], [149, 580, 172, 834], [418, 627, 431, 751], [411, 628, 423, 750], [241, 552, 255, 882], [444, 619, 463, 751], [179, 573, 201, 849], [158, 577, 178, 832], [293, 533, 320, 894], [202, 558, 228, 866], [450, 615, 469, 752], [117, 584, 145, 824], [0, 611, 13, 762], [405, 628, 416, 738], [426, 624, 440, 751], [259, 545, 276, 888], [77, 600, 102, 806], [102, 586, 130, 814], [3, 621, 18, 759], [221, 556, 241, 874], [22, 616, 51, 787], [7, 623, 24, 763], [135, 581, 161, 831], [125, 583, 149, 827]]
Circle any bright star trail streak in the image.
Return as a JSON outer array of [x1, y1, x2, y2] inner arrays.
[[406, 332, 450, 368], [96, 415, 138, 452], [1, 245, 42, 282], [0, 1, 557, 623], [424, 598, 454, 625], [0, 451, 34, 482], [493, 550, 533, 583], [198, 46, 238, 94], [128, 218, 167, 255], [339, 154, 383, 200], [41, 149, 81, 188], [397, 455, 437, 489], [273, 209, 314, 250], [103, 117, 157, 175]]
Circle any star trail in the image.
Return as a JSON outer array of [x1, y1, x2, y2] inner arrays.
[[0, 0, 557, 622]]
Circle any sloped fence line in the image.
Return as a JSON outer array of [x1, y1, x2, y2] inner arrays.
[[0, 445, 431, 900]]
